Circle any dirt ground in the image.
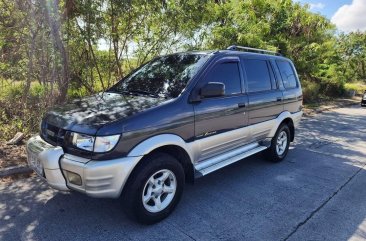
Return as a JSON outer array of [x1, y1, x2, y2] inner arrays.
[[0, 141, 31, 183], [0, 141, 27, 169], [0, 173, 33, 184]]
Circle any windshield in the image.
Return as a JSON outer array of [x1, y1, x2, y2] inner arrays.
[[109, 53, 210, 98]]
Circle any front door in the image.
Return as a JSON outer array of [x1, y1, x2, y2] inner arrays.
[[193, 57, 249, 162]]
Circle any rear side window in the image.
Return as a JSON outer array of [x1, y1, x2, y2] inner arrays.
[[204, 62, 241, 95], [243, 59, 272, 92], [276, 61, 298, 89]]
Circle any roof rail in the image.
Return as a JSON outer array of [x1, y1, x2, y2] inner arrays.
[[227, 45, 282, 56]]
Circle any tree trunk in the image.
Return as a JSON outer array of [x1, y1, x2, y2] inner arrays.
[[110, 1, 122, 78], [21, 0, 38, 106], [40, 0, 70, 102]]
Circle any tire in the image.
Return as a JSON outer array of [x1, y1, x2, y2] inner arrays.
[[122, 152, 185, 224], [263, 124, 291, 163]]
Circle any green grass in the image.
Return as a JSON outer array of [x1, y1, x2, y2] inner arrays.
[[0, 80, 45, 100]]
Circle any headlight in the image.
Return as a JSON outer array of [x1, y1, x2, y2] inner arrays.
[[70, 132, 120, 153], [94, 135, 120, 152], [71, 133, 95, 151]]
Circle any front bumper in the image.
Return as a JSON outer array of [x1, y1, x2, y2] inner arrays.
[[26, 135, 142, 198]]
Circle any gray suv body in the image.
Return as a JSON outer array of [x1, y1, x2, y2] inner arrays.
[[27, 46, 303, 223]]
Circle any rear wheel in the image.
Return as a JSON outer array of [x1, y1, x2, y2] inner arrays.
[[122, 152, 185, 224], [264, 124, 291, 162]]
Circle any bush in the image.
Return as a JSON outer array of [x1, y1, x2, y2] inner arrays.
[[30, 84, 47, 98], [344, 82, 366, 95], [0, 82, 23, 99], [320, 79, 345, 97], [67, 85, 89, 99], [302, 80, 321, 103], [0, 82, 51, 141], [1, 81, 47, 100]]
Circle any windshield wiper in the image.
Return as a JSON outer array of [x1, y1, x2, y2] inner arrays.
[[107, 89, 166, 98], [126, 90, 159, 97]]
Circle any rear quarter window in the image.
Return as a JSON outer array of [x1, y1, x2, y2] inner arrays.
[[276, 60, 298, 89]]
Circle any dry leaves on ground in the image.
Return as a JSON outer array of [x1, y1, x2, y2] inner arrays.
[[0, 141, 27, 169]]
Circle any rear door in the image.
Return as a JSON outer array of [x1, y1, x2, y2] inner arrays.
[[193, 56, 249, 162], [241, 57, 284, 141]]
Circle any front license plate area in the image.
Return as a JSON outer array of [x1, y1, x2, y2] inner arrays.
[[28, 151, 44, 176]]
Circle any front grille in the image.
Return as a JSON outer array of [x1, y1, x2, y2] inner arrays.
[[41, 121, 66, 146]]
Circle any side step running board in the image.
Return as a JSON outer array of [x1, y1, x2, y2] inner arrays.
[[194, 143, 268, 177]]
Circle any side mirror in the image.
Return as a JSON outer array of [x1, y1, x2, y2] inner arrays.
[[200, 82, 225, 98]]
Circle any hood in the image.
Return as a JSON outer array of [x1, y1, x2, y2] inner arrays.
[[44, 92, 166, 134]]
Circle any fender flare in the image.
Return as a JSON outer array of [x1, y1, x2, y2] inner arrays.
[[127, 134, 194, 161], [268, 111, 293, 137]]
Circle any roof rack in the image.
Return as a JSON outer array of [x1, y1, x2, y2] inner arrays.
[[227, 45, 282, 56]]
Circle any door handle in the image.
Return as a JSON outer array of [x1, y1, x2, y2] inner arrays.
[[277, 97, 283, 102], [238, 102, 246, 108]]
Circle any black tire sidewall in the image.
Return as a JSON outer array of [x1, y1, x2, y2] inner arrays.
[[265, 124, 291, 162], [123, 152, 185, 224]]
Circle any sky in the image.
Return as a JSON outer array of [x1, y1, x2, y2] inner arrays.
[[297, 0, 366, 32]]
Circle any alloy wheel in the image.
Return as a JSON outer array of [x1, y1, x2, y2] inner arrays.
[[142, 169, 177, 213]]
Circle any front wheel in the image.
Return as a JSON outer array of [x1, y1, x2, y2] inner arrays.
[[264, 124, 291, 162], [122, 152, 185, 224]]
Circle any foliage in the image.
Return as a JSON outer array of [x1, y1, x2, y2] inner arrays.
[[0, 81, 49, 140], [344, 82, 366, 95], [302, 80, 321, 104], [319, 79, 345, 97]]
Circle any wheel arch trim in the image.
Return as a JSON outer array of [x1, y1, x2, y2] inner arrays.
[[127, 134, 194, 161], [269, 111, 292, 137], [268, 111, 302, 138]]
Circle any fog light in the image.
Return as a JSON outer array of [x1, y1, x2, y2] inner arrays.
[[65, 171, 82, 186]]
